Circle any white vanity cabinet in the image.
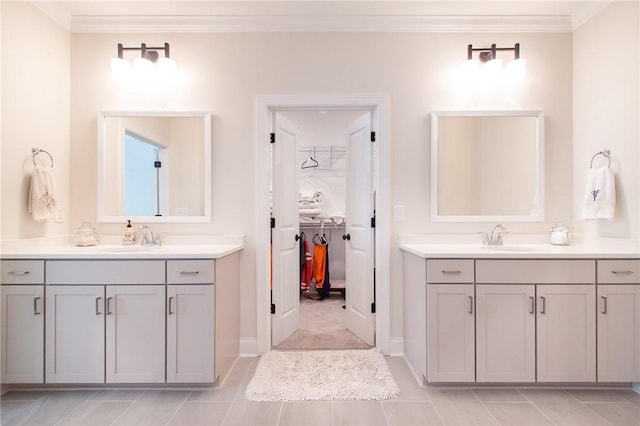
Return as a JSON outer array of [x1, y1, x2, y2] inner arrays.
[[477, 260, 596, 383], [45, 260, 166, 384], [425, 260, 475, 382], [475, 284, 536, 382], [596, 260, 640, 382], [1, 260, 45, 384], [166, 260, 215, 383]]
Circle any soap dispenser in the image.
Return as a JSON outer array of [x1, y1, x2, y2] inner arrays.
[[123, 220, 136, 245]]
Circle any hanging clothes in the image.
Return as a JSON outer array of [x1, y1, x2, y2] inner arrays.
[[320, 236, 331, 298], [300, 234, 312, 291], [311, 241, 327, 289]]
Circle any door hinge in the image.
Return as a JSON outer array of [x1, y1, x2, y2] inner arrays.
[[371, 302, 376, 313], [370, 131, 376, 142], [154, 161, 162, 168], [270, 217, 275, 229], [270, 133, 275, 144], [370, 217, 376, 228], [271, 303, 276, 314]]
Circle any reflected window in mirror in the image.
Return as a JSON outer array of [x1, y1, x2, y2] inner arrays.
[[430, 111, 544, 222], [98, 111, 212, 223]]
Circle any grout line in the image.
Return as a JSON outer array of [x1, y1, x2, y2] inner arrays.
[[163, 390, 191, 426], [518, 391, 559, 426], [52, 390, 98, 426]]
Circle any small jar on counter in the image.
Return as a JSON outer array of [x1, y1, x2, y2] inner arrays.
[[75, 222, 99, 247], [549, 222, 570, 246]]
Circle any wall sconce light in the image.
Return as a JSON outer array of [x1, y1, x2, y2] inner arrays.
[[111, 43, 177, 86], [462, 43, 526, 85]]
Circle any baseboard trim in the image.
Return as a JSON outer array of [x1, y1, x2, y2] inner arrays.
[[239, 338, 257, 357], [388, 337, 404, 356]]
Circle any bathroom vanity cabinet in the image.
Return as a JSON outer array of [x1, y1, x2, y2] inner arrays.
[[402, 247, 640, 385], [0, 261, 45, 383], [0, 245, 241, 386]]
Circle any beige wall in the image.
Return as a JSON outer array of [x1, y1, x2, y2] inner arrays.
[[7, 2, 616, 345], [67, 31, 574, 343], [1, 2, 70, 239], [573, 0, 640, 239]]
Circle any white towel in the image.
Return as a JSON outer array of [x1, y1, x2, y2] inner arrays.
[[581, 167, 615, 220], [28, 165, 57, 221]]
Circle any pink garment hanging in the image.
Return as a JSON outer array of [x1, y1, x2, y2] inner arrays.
[[301, 238, 312, 290]]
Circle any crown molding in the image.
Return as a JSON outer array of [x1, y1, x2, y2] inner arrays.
[[69, 14, 573, 33], [571, 0, 613, 30]]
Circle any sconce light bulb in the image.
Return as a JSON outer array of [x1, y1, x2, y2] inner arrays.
[[110, 57, 132, 85], [483, 58, 503, 83], [460, 59, 481, 85], [506, 58, 527, 85]]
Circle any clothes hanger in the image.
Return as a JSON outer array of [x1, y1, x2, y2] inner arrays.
[[301, 156, 319, 169]]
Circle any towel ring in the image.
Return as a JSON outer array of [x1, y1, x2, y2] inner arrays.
[[32, 147, 54, 167], [590, 149, 611, 168]]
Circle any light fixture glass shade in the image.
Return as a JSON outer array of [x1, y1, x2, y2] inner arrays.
[[483, 58, 503, 83], [460, 59, 481, 84], [110, 57, 132, 85], [506, 58, 527, 85], [157, 57, 176, 74]]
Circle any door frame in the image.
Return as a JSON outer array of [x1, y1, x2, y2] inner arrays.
[[255, 93, 391, 355]]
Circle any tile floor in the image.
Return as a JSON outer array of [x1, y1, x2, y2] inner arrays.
[[1, 356, 639, 426]]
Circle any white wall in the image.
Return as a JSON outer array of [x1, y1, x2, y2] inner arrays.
[[1, 2, 70, 239], [68, 31, 573, 343], [573, 1, 640, 239]]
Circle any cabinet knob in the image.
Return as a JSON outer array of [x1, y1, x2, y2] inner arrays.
[[33, 297, 41, 315]]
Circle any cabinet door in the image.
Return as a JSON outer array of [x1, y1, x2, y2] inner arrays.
[[537, 284, 596, 382], [167, 284, 215, 383], [46, 286, 105, 383], [1, 285, 44, 383], [597, 284, 640, 382], [427, 284, 475, 382], [476, 285, 536, 382], [106, 285, 165, 383]]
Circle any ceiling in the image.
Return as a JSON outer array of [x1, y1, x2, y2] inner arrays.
[[31, 0, 615, 33]]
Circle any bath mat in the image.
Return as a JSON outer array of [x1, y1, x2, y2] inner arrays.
[[245, 348, 399, 402]]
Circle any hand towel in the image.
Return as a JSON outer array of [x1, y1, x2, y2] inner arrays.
[[581, 167, 615, 220], [28, 165, 57, 221]]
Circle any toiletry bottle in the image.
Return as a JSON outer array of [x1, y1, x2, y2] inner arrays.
[[123, 220, 136, 245]]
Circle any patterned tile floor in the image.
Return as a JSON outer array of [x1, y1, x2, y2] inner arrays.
[[1, 356, 639, 425]]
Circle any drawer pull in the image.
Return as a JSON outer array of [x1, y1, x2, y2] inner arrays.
[[442, 270, 462, 275], [107, 297, 113, 315], [168, 296, 175, 315], [96, 297, 102, 315], [600, 296, 607, 314], [33, 297, 41, 315], [468, 296, 473, 314], [611, 270, 633, 275], [9, 270, 30, 276], [540, 296, 546, 314], [529, 296, 535, 314], [179, 271, 200, 275]]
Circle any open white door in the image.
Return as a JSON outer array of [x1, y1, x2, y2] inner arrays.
[[345, 113, 375, 346], [271, 112, 300, 346]]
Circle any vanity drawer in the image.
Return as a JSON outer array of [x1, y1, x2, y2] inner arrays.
[[597, 260, 640, 284], [167, 260, 214, 284], [46, 260, 165, 285], [1, 260, 44, 284], [427, 259, 474, 283], [476, 260, 595, 284]]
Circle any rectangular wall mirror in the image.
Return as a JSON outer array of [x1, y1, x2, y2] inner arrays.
[[431, 110, 544, 222], [97, 111, 212, 223]]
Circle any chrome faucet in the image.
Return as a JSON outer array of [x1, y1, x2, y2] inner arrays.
[[139, 225, 162, 246], [480, 224, 508, 246]]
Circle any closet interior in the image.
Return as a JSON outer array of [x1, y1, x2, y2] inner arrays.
[[277, 109, 371, 350]]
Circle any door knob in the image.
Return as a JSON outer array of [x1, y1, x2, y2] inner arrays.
[[294, 234, 301, 241], [342, 234, 351, 241]]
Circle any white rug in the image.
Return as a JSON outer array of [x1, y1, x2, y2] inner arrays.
[[245, 349, 400, 402]]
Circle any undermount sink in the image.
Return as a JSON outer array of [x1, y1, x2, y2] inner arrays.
[[480, 245, 536, 252]]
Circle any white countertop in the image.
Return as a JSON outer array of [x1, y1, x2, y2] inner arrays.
[[399, 234, 640, 259], [0, 235, 244, 260]]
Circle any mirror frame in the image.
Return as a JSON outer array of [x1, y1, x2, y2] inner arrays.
[[97, 111, 212, 223], [430, 110, 544, 222]]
